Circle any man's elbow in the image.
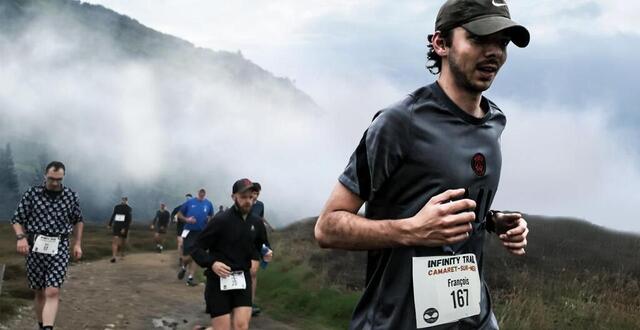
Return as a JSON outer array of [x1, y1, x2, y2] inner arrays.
[[314, 215, 332, 249]]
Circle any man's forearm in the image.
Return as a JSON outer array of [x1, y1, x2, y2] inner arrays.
[[12, 223, 26, 236], [177, 212, 188, 222], [315, 211, 409, 250], [74, 222, 84, 245]]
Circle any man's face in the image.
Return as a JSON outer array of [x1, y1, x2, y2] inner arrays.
[[160, 203, 166, 210], [44, 168, 64, 191], [233, 190, 254, 215], [445, 27, 509, 93], [251, 191, 259, 203], [198, 190, 206, 200]]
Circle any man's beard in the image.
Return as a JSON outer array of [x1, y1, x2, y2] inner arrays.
[[235, 201, 252, 215], [448, 51, 491, 94]]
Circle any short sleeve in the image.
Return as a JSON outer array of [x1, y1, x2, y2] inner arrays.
[[70, 192, 84, 224], [180, 200, 190, 215], [11, 189, 33, 225], [339, 105, 413, 201]]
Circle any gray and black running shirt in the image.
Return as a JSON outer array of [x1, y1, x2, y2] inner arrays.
[[339, 82, 505, 330]]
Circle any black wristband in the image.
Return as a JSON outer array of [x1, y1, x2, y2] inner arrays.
[[16, 233, 27, 241]]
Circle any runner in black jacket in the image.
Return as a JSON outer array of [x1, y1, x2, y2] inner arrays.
[[191, 178, 273, 330]]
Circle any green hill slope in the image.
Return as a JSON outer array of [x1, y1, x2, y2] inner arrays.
[[257, 215, 640, 329]]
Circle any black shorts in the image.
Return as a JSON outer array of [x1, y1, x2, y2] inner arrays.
[[205, 271, 252, 318], [182, 230, 200, 256], [156, 223, 169, 234], [112, 224, 129, 238], [176, 221, 185, 236]]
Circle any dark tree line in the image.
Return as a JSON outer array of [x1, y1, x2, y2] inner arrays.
[[0, 143, 20, 219]]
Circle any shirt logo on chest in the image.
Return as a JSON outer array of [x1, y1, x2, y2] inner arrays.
[[471, 153, 486, 177]]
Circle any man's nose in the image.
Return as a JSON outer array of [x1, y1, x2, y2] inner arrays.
[[483, 42, 505, 59]]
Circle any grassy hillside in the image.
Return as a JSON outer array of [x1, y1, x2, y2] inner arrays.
[[257, 216, 640, 330], [4, 217, 638, 329]]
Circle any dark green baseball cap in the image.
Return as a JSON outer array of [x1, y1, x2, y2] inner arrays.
[[434, 0, 530, 48]]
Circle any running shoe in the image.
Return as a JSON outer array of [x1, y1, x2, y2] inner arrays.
[[186, 277, 197, 287], [252, 304, 261, 316], [177, 266, 186, 280], [110, 257, 116, 263]]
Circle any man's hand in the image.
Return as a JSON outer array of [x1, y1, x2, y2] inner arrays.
[[186, 217, 197, 224], [263, 249, 273, 262], [16, 238, 29, 256], [212, 261, 232, 278], [402, 189, 476, 247], [73, 243, 83, 261], [495, 212, 528, 256], [150, 225, 155, 230], [120, 228, 126, 235]]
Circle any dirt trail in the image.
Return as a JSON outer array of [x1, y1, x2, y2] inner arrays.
[[3, 251, 295, 330]]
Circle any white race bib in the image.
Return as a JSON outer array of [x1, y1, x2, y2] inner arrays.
[[181, 229, 190, 238], [32, 235, 60, 255], [220, 271, 246, 291], [412, 254, 481, 328], [114, 214, 126, 222]]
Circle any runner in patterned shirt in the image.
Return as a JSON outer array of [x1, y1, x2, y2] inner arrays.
[[11, 161, 84, 330], [150, 202, 171, 253], [108, 196, 132, 263], [315, 1, 530, 329]]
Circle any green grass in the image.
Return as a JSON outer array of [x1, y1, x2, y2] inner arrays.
[[257, 217, 640, 330], [492, 271, 640, 330], [256, 256, 360, 330], [0, 221, 178, 323]]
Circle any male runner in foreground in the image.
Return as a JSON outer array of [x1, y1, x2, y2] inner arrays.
[[11, 161, 84, 330], [315, 1, 530, 329]]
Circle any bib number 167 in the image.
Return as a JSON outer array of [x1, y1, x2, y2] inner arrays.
[[450, 289, 469, 309]]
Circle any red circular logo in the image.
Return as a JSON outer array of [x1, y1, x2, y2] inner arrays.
[[471, 153, 486, 177]]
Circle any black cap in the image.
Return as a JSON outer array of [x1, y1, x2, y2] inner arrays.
[[253, 182, 262, 192], [435, 0, 530, 48], [232, 178, 258, 194]]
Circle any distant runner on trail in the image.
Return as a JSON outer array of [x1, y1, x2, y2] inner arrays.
[[315, 1, 531, 329], [177, 188, 214, 286], [11, 161, 84, 330], [108, 196, 132, 263], [172, 193, 192, 265], [192, 178, 273, 330], [248, 182, 272, 316], [150, 202, 171, 253]]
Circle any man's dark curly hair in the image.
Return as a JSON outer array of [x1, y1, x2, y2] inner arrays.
[[426, 29, 453, 75]]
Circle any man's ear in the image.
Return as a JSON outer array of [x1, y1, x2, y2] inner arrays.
[[432, 31, 449, 57]]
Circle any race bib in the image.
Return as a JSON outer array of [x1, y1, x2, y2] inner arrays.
[[220, 271, 246, 291], [114, 214, 126, 222], [32, 235, 60, 255], [412, 254, 481, 328], [181, 229, 190, 238]]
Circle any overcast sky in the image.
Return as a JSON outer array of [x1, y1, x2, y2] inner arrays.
[[81, 0, 640, 232]]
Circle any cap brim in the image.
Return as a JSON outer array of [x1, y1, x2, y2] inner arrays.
[[462, 16, 530, 48]]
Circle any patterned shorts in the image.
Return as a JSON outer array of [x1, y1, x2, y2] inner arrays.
[[25, 238, 70, 290]]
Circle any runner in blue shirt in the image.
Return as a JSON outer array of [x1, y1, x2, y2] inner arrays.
[[177, 188, 214, 286]]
